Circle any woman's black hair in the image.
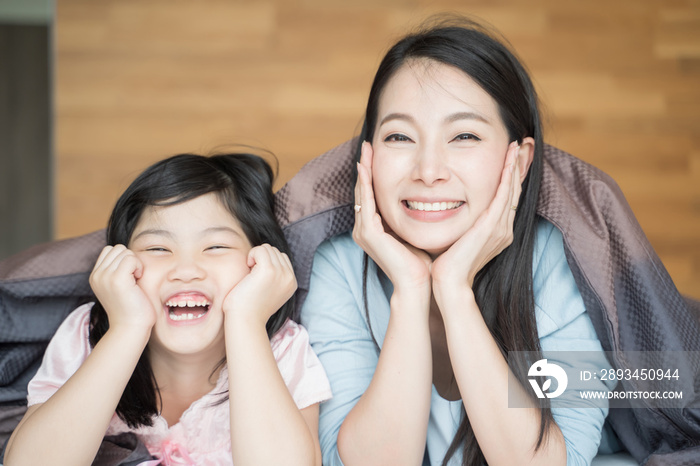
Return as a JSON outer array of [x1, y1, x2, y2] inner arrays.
[[88, 152, 294, 428], [356, 16, 551, 466]]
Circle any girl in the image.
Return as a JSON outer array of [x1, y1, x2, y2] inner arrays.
[[4, 153, 331, 465], [300, 18, 614, 466]]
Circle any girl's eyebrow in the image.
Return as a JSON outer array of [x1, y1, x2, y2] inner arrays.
[[202, 226, 244, 238], [131, 226, 243, 242], [131, 229, 172, 242]]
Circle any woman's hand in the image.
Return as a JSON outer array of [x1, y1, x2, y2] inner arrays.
[[89, 244, 157, 332], [353, 141, 432, 298], [223, 244, 297, 327], [431, 142, 522, 308]]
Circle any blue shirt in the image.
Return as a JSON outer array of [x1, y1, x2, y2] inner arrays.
[[300, 218, 612, 465]]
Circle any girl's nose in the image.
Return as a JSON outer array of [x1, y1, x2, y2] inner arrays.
[[167, 256, 206, 282], [412, 143, 450, 185]]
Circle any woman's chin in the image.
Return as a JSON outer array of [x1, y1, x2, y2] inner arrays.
[[424, 246, 450, 259], [388, 222, 464, 258], [404, 236, 454, 259]]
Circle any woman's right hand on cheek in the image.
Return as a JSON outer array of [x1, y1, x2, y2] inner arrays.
[[353, 141, 432, 298], [89, 245, 157, 333]]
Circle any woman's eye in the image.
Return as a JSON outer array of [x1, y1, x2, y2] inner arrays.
[[384, 133, 412, 143], [453, 133, 481, 142], [146, 247, 170, 253]]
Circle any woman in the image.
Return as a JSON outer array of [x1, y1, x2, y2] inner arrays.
[[300, 17, 613, 466]]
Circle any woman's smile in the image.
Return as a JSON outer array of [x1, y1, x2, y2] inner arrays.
[[402, 199, 465, 222]]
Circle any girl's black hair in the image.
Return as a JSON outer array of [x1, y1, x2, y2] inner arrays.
[[88, 152, 294, 428], [356, 16, 551, 466]]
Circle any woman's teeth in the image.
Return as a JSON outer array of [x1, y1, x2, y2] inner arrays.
[[406, 201, 463, 211]]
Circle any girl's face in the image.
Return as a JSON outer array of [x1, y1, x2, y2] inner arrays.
[[371, 59, 516, 256], [129, 192, 252, 359]]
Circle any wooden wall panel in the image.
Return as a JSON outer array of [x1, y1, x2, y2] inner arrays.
[[56, 0, 700, 298]]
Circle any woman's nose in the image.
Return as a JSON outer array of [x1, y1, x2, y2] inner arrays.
[[412, 144, 450, 185], [167, 256, 206, 282]]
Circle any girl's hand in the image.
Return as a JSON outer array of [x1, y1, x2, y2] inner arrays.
[[431, 142, 522, 307], [353, 141, 432, 298], [89, 244, 157, 332], [223, 244, 297, 327]]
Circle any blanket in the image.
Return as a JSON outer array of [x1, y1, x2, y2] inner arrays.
[[1, 140, 698, 464]]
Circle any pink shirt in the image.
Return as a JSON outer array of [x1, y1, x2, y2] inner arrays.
[[27, 303, 332, 465]]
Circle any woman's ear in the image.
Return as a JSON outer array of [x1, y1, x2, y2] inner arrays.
[[517, 137, 535, 183]]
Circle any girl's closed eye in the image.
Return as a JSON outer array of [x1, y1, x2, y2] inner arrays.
[[144, 246, 171, 254], [205, 245, 232, 253]]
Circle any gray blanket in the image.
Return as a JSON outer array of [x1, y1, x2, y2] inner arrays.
[[1, 140, 698, 464]]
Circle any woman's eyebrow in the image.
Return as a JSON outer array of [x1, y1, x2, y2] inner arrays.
[[445, 111, 490, 124], [379, 112, 414, 126], [379, 111, 491, 126]]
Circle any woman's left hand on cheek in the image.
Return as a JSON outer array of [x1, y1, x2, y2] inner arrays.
[[432, 141, 522, 305], [222, 244, 297, 326]]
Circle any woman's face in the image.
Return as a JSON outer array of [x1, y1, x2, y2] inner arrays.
[[371, 59, 515, 256]]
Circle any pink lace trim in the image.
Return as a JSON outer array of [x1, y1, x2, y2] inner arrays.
[[141, 439, 196, 465]]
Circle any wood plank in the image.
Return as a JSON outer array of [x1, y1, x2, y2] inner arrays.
[[55, 0, 700, 298]]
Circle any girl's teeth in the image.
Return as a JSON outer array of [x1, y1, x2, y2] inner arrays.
[[170, 314, 204, 320], [165, 299, 210, 307], [169, 312, 206, 321]]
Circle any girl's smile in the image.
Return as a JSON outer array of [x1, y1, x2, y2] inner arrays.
[[164, 291, 212, 324]]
